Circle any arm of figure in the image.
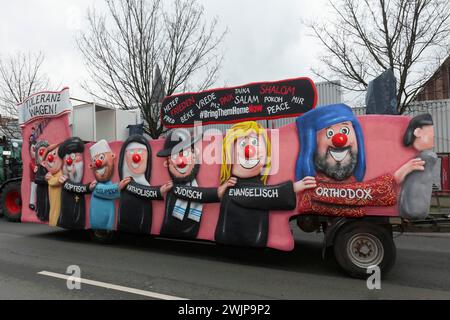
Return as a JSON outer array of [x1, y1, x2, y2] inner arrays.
[[93, 183, 120, 199], [124, 179, 164, 200], [394, 158, 425, 185], [217, 177, 237, 199], [228, 181, 297, 211], [63, 180, 92, 194], [47, 173, 63, 187], [172, 184, 221, 203], [293, 176, 317, 193]]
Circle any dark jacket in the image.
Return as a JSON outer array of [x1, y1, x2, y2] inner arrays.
[[118, 179, 163, 234], [215, 176, 296, 248], [160, 183, 219, 239], [118, 135, 162, 234], [58, 181, 91, 229], [34, 165, 50, 222]]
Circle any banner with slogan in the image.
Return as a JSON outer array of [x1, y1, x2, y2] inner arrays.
[[18, 87, 72, 126], [19, 88, 73, 223], [161, 77, 317, 128]]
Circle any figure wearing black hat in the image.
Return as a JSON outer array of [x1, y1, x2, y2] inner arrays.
[[57, 137, 93, 229], [117, 135, 172, 234], [400, 113, 438, 220], [157, 129, 220, 240]]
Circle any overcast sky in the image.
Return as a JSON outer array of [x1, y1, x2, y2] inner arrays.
[[0, 0, 332, 102]]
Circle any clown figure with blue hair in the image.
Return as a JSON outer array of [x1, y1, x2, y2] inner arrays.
[[295, 104, 425, 217]]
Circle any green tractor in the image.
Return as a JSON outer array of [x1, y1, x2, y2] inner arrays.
[[0, 137, 23, 222]]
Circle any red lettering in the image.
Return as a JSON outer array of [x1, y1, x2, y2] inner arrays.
[[249, 104, 263, 113], [219, 94, 234, 106], [169, 96, 195, 116], [260, 84, 296, 96]]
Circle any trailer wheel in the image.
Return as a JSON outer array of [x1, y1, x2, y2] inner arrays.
[[1, 181, 22, 222], [89, 229, 117, 244], [333, 222, 396, 279]]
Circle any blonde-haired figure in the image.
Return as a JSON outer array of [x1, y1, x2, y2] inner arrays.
[[215, 121, 312, 248]]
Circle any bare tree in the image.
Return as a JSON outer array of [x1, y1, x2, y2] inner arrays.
[[0, 52, 49, 138], [77, 0, 226, 139], [308, 0, 450, 113]]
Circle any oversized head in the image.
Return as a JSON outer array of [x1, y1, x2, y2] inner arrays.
[[35, 140, 49, 165], [44, 144, 63, 175], [89, 139, 115, 182], [157, 129, 201, 184], [220, 121, 271, 184], [58, 137, 85, 184], [296, 104, 366, 182], [118, 135, 152, 186], [403, 113, 434, 152]]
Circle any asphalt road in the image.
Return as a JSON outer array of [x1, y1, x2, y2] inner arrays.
[[0, 219, 449, 300]]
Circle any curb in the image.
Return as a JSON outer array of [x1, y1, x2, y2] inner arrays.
[[397, 231, 450, 238]]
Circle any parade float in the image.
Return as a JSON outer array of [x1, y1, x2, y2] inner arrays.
[[15, 78, 436, 278]]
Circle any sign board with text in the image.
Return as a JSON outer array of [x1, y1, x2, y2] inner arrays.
[[161, 77, 317, 128]]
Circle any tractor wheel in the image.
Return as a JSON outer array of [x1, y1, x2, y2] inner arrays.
[[2, 181, 22, 222]]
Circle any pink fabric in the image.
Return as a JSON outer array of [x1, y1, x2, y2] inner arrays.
[[20, 114, 416, 251], [21, 114, 72, 224]]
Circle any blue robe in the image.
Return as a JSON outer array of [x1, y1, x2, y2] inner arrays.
[[89, 181, 120, 230]]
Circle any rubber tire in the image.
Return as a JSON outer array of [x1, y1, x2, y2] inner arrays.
[[333, 222, 396, 279], [89, 229, 117, 244], [1, 181, 22, 222]]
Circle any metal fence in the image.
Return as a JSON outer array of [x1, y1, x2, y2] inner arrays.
[[352, 99, 450, 153]]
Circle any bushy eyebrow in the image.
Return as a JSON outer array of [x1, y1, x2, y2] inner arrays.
[[325, 122, 351, 130]]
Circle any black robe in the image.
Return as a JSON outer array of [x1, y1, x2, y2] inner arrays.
[[160, 183, 219, 239], [215, 176, 296, 248], [58, 181, 91, 229], [34, 165, 50, 222], [118, 179, 163, 234]]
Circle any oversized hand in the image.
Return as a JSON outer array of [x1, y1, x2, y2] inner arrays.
[[293, 176, 317, 193], [33, 166, 38, 174], [160, 181, 173, 195], [45, 172, 52, 181], [394, 157, 425, 185], [218, 177, 237, 199], [119, 177, 132, 190], [89, 181, 98, 191], [58, 175, 68, 184]]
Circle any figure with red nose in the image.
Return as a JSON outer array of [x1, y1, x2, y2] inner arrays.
[[214, 121, 299, 248], [295, 104, 425, 217], [34, 140, 50, 221], [89, 140, 119, 231], [43, 143, 64, 227], [156, 129, 221, 240], [117, 135, 172, 234], [57, 137, 93, 229]]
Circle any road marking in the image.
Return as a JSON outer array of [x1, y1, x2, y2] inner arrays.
[[37, 271, 188, 300]]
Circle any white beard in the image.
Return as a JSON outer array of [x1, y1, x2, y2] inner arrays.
[[64, 161, 84, 183]]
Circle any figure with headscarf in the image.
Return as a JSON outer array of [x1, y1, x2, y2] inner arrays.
[[117, 135, 172, 234], [34, 140, 50, 221], [399, 114, 438, 220], [57, 137, 93, 229], [295, 104, 425, 217]]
